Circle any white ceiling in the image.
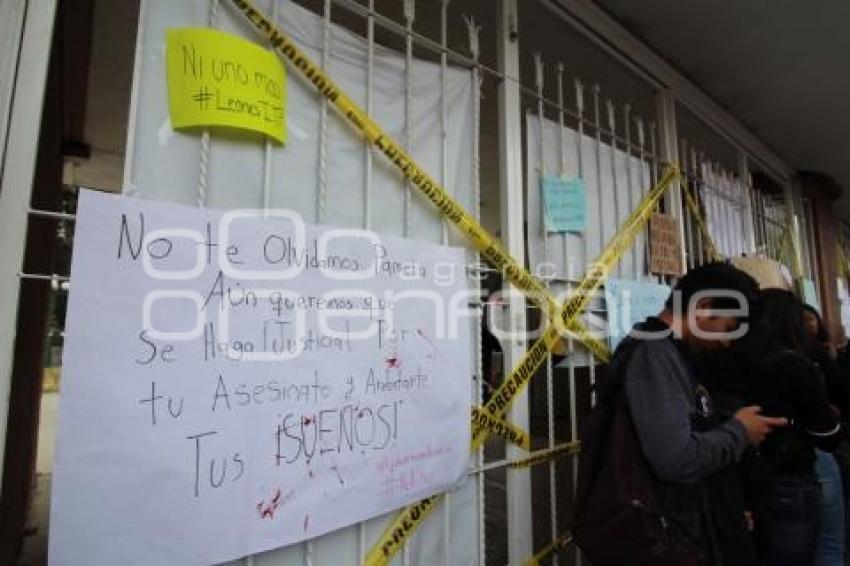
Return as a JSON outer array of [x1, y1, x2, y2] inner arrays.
[[595, 0, 850, 210]]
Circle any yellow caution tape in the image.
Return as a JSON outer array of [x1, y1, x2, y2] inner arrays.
[[777, 227, 791, 265], [225, 2, 681, 563], [471, 405, 531, 451], [226, 0, 610, 358], [368, 165, 677, 566], [681, 182, 722, 262], [366, 166, 676, 564], [770, 225, 799, 282], [363, 441, 579, 566], [471, 166, 679, 451], [362, 496, 439, 566], [507, 441, 581, 469], [470, 325, 562, 450], [523, 533, 574, 566], [564, 318, 609, 360], [556, 166, 679, 329], [779, 225, 806, 281]]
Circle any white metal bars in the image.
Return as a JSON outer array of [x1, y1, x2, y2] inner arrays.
[[66, 3, 800, 566], [466, 14, 486, 565], [752, 187, 791, 264], [499, 1, 534, 562], [800, 198, 820, 283], [533, 52, 560, 566], [678, 141, 754, 265], [522, 38, 669, 565]]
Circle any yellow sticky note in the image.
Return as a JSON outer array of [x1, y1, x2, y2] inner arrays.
[[166, 28, 286, 143]]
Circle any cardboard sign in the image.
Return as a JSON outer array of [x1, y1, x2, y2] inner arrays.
[[50, 190, 472, 565], [649, 212, 684, 276], [166, 28, 286, 142], [541, 176, 586, 233]]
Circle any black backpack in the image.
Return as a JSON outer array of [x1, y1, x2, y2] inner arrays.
[[572, 337, 704, 565]]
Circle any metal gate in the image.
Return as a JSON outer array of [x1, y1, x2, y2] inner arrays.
[[1, 1, 812, 565]]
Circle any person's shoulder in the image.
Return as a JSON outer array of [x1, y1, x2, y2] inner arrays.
[[759, 348, 816, 376], [628, 335, 677, 357], [764, 348, 810, 365], [613, 335, 679, 371]]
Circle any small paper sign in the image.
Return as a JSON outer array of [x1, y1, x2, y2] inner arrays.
[[649, 212, 684, 276], [166, 28, 286, 143], [802, 278, 821, 312], [605, 278, 671, 350], [541, 176, 586, 233]]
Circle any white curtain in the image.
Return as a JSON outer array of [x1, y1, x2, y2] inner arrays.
[[701, 164, 752, 257]]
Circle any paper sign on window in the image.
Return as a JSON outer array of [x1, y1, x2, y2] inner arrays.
[[50, 191, 472, 565], [541, 176, 586, 233], [605, 278, 671, 350], [166, 28, 287, 143], [801, 278, 821, 313], [649, 212, 684, 276]]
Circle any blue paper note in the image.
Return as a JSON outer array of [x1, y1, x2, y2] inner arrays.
[[605, 278, 671, 350], [541, 176, 586, 233], [802, 278, 821, 313]]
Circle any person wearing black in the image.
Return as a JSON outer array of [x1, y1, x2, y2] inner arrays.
[[743, 290, 844, 565], [832, 328, 850, 566], [699, 333, 768, 566], [618, 263, 786, 564], [804, 305, 850, 417], [802, 304, 848, 565]]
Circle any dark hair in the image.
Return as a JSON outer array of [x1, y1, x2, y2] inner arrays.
[[802, 303, 831, 343], [759, 289, 812, 353], [665, 261, 760, 317]]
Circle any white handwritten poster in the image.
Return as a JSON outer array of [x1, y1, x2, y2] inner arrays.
[[50, 190, 472, 565]]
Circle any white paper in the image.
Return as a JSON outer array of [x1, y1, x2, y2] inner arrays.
[[50, 190, 472, 566]]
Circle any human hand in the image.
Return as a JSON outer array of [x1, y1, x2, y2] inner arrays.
[[734, 406, 788, 446]]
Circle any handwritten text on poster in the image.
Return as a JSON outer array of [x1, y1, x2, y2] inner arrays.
[[166, 28, 287, 142], [50, 191, 472, 565]]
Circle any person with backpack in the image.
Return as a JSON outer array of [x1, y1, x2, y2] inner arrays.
[[574, 262, 787, 565]]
